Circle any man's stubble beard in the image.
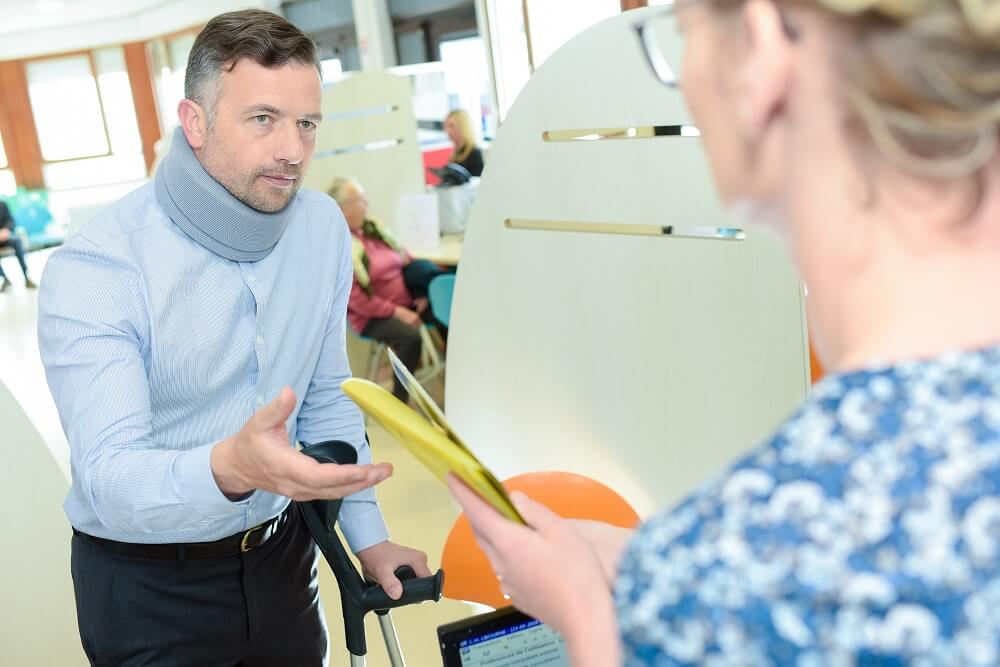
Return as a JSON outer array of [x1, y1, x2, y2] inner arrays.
[[200, 134, 302, 214]]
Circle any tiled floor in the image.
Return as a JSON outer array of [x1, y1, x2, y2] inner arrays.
[[1, 248, 478, 666]]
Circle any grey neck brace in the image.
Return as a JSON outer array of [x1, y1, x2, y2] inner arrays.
[[154, 127, 294, 262]]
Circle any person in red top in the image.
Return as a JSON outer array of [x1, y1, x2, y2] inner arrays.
[[329, 177, 442, 400]]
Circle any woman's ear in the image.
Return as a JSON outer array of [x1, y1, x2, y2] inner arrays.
[[735, 0, 796, 143], [177, 99, 209, 150]]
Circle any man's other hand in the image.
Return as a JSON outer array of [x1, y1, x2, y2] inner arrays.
[[356, 541, 432, 600]]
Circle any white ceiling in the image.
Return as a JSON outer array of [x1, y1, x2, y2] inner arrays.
[[0, 0, 278, 60], [0, 0, 174, 36]]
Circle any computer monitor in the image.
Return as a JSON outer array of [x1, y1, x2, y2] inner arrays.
[[438, 606, 570, 666]]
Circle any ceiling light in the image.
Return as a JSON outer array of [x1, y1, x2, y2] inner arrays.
[[34, 0, 66, 13]]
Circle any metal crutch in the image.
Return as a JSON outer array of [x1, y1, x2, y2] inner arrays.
[[299, 440, 445, 667]]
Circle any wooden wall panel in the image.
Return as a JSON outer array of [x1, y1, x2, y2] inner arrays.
[[123, 41, 162, 176], [0, 60, 44, 189], [621, 0, 648, 9]]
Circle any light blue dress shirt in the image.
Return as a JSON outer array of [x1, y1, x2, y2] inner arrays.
[[38, 183, 388, 552]]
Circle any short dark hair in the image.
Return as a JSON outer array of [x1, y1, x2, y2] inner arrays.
[[185, 9, 321, 121]]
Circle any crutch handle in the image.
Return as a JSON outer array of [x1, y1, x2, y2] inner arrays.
[[298, 439, 445, 660], [365, 567, 445, 615]]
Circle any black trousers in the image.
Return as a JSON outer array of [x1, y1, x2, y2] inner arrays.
[[70, 504, 328, 666], [362, 309, 437, 401], [0, 235, 29, 280]]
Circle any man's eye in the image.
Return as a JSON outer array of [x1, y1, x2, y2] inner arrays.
[[299, 120, 316, 131], [254, 115, 272, 125]]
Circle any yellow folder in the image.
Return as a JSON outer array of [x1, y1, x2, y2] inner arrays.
[[341, 350, 525, 525]]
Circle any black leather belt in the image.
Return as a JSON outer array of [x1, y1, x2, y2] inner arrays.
[[73, 510, 288, 560]]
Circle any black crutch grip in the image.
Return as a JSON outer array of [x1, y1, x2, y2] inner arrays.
[[366, 566, 445, 615]]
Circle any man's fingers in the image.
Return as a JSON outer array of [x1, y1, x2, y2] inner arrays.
[[378, 552, 432, 600], [411, 554, 433, 578], [252, 387, 296, 433], [396, 549, 433, 578], [273, 449, 392, 499], [376, 567, 403, 600]]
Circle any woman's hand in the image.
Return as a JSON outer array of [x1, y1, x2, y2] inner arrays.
[[393, 306, 421, 328], [567, 519, 635, 586], [414, 297, 429, 314], [446, 475, 622, 666]]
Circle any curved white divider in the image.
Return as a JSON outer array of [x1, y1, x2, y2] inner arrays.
[[0, 378, 85, 664], [304, 71, 426, 235], [446, 8, 809, 517]]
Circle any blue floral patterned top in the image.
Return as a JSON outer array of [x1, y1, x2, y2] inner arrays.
[[616, 346, 1000, 665]]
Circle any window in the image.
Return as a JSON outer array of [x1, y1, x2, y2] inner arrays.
[[27, 55, 110, 162], [0, 132, 13, 197], [484, 0, 622, 121], [484, 0, 532, 121], [439, 37, 495, 141], [26, 47, 146, 190], [320, 58, 344, 85], [150, 32, 197, 134], [525, 0, 621, 68]]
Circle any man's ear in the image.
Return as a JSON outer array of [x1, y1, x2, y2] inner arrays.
[[178, 99, 209, 149], [735, 0, 795, 142]]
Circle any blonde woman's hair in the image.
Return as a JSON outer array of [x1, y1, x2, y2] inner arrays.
[[446, 109, 478, 163], [327, 177, 360, 205], [733, 0, 1000, 177]]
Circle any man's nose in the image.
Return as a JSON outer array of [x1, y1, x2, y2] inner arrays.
[[274, 122, 304, 165]]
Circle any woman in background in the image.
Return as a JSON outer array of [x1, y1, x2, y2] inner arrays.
[[444, 109, 484, 177], [329, 177, 442, 401], [448, 0, 1000, 664]]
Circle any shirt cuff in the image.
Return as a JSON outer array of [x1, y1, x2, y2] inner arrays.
[[339, 500, 390, 553], [173, 441, 255, 519]]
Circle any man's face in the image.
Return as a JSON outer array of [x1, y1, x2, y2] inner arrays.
[[197, 59, 322, 213]]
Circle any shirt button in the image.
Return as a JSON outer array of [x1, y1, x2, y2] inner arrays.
[[247, 275, 256, 284], [255, 395, 265, 407], [256, 335, 264, 346]]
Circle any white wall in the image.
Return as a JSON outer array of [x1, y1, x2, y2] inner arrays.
[[0, 379, 84, 665]]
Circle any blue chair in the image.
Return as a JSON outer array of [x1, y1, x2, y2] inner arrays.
[[7, 190, 62, 250], [428, 274, 455, 328]]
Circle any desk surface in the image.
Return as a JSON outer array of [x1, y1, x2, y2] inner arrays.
[[411, 234, 463, 267]]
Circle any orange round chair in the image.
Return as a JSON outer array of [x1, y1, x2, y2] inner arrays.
[[440, 471, 641, 609]]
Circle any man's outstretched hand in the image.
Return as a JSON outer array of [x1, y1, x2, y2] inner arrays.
[[211, 387, 393, 501]]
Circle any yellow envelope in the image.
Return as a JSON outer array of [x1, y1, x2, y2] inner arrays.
[[342, 378, 526, 525]]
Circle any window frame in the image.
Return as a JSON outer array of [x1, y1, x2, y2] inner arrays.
[[25, 49, 114, 164]]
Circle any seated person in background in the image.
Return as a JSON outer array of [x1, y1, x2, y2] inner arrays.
[[328, 177, 443, 400], [0, 199, 36, 291], [444, 109, 484, 177]]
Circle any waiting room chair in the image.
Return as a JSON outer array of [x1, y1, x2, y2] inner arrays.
[[7, 189, 62, 250], [440, 471, 641, 609], [352, 326, 443, 390], [428, 274, 455, 328]]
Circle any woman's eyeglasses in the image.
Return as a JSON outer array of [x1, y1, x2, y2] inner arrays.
[[633, 0, 800, 89], [633, 1, 687, 88]]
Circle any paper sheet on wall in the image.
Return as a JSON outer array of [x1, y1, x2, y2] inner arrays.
[[395, 192, 440, 252]]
